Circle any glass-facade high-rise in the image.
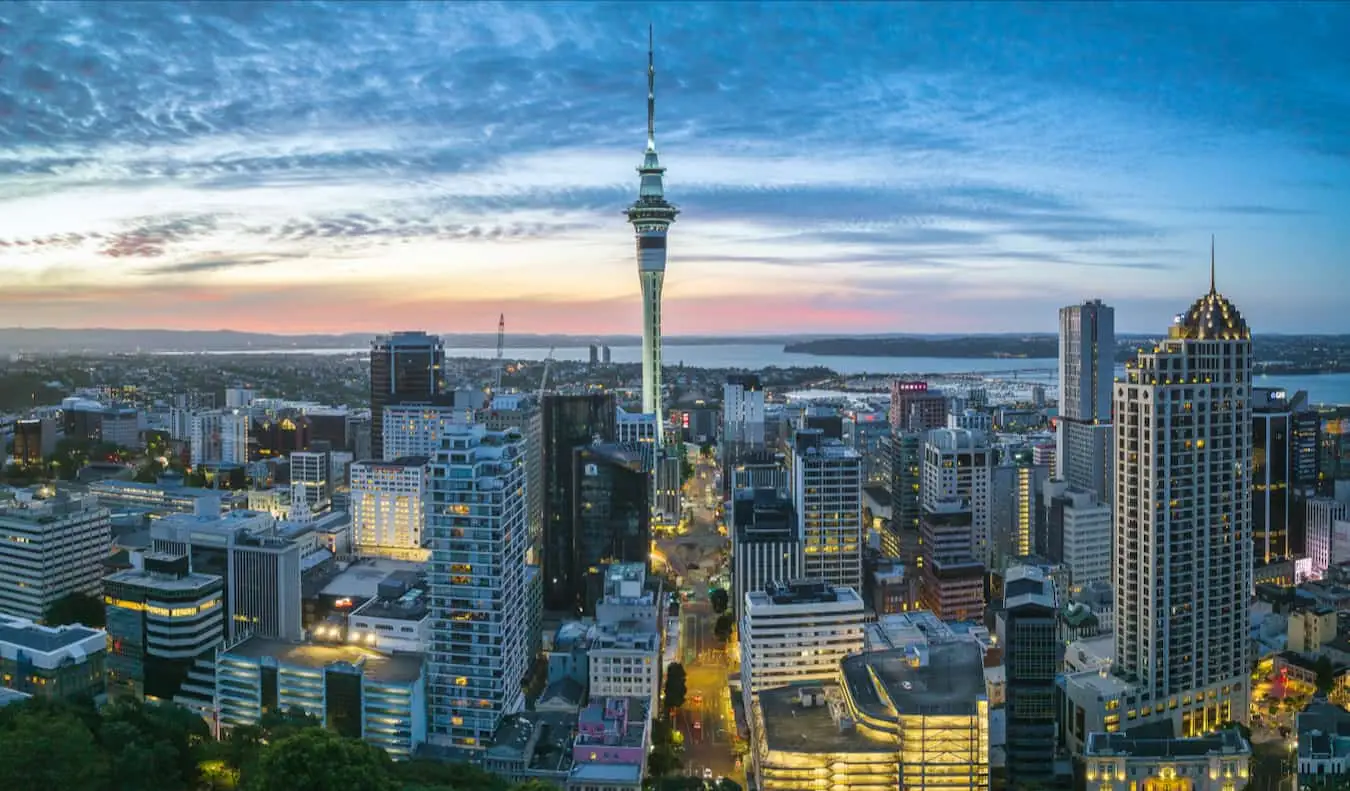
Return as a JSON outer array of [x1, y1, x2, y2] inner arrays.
[[572, 444, 650, 614], [370, 331, 444, 460], [426, 424, 529, 748], [541, 394, 616, 612], [1057, 299, 1116, 503]]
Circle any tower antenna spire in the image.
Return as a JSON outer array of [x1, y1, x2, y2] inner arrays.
[[647, 24, 656, 152], [1215, 237, 1225, 295]]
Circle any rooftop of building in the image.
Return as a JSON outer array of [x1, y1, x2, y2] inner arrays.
[[757, 684, 895, 755], [352, 456, 430, 469], [0, 615, 106, 657], [1004, 566, 1056, 610], [1062, 668, 1138, 698], [576, 697, 650, 749], [319, 558, 426, 600], [591, 624, 659, 652], [223, 636, 423, 684], [0, 490, 104, 520], [104, 561, 222, 592], [1085, 728, 1250, 759], [349, 587, 429, 621], [747, 580, 861, 609], [862, 484, 891, 509], [841, 640, 987, 718], [568, 763, 643, 783]]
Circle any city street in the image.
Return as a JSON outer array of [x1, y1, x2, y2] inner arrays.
[[656, 451, 744, 785]]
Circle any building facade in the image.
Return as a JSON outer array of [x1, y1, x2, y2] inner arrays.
[[922, 428, 994, 565], [1000, 566, 1060, 787], [724, 374, 767, 448], [1112, 272, 1253, 734], [0, 492, 111, 622], [370, 331, 444, 460], [792, 430, 864, 591], [542, 394, 617, 611], [0, 614, 106, 700], [350, 457, 430, 560], [572, 444, 650, 614], [889, 380, 947, 432], [1253, 386, 1295, 562], [1058, 299, 1116, 503], [426, 425, 530, 749], [739, 581, 865, 696], [731, 487, 801, 616]]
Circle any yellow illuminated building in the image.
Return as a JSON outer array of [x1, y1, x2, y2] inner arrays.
[[1082, 730, 1251, 791]]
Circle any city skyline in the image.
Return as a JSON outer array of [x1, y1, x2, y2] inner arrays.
[[2, 2, 1348, 334]]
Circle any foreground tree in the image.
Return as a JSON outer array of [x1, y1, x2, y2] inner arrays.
[[714, 613, 734, 643], [249, 729, 395, 791], [709, 588, 729, 615], [45, 591, 107, 627], [0, 704, 109, 791], [664, 663, 688, 710]]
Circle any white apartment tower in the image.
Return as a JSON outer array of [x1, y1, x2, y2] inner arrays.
[[190, 410, 250, 467], [426, 425, 530, 749], [724, 374, 767, 448], [350, 457, 430, 560], [922, 428, 995, 566], [1113, 261, 1253, 734], [0, 493, 111, 621], [739, 581, 865, 696], [626, 28, 678, 434], [289, 451, 330, 512], [1058, 299, 1116, 503], [792, 430, 864, 592], [1307, 497, 1350, 579]]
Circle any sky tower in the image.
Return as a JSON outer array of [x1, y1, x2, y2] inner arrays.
[[626, 26, 678, 440]]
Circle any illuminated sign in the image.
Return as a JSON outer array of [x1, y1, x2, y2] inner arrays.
[[895, 381, 928, 392]]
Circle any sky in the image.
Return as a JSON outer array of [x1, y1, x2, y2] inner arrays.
[[1, 2, 1348, 336]]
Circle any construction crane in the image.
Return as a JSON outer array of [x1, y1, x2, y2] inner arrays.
[[494, 313, 505, 394], [538, 346, 556, 400]]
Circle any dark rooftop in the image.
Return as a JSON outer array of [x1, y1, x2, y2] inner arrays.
[[223, 636, 423, 684], [840, 641, 986, 718], [757, 685, 892, 755], [1086, 728, 1249, 759], [0, 620, 103, 654]]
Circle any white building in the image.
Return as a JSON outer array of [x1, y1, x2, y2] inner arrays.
[[1307, 497, 1350, 578], [190, 410, 250, 467], [1057, 299, 1115, 503], [948, 408, 993, 434], [0, 614, 107, 698], [1083, 731, 1251, 791], [225, 387, 255, 409], [382, 403, 472, 462], [348, 588, 431, 654], [0, 492, 111, 621], [350, 457, 429, 560], [792, 430, 864, 591], [723, 374, 766, 447], [1043, 480, 1113, 590], [922, 428, 994, 566], [739, 581, 865, 697], [426, 425, 530, 749], [1111, 272, 1253, 735], [289, 451, 330, 512], [589, 564, 664, 710]]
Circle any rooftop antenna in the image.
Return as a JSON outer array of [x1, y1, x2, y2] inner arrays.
[[646, 24, 656, 152], [1210, 235, 1216, 293], [494, 313, 505, 394]]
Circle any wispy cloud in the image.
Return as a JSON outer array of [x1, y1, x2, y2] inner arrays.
[[0, 1, 1346, 332]]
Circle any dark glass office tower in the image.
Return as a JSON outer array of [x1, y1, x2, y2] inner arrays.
[[1001, 567, 1061, 787], [541, 393, 616, 611], [1253, 387, 1294, 562], [573, 443, 650, 613], [370, 331, 443, 459]]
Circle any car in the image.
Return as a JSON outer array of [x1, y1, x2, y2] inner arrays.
[[703, 768, 714, 780]]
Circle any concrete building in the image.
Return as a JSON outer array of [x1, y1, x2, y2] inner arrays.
[[0, 491, 111, 622], [1057, 299, 1115, 503], [216, 637, 426, 759], [751, 640, 989, 791], [350, 457, 429, 560], [289, 450, 330, 512], [347, 583, 430, 654], [882, 431, 924, 564], [1082, 730, 1251, 791], [150, 505, 304, 642], [724, 374, 766, 448], [588, 564, 663, 708], [990, 459, 1050, 571], [1308, 497, 1350, 579], [11, 417, 57, 466], [567, 696, 651, 791], [382, 402, 471, 461], [1297, 702, 1350, 788], [103, 552, 224, 709], [370, 331, 444, 460], [889, 380, 947, 432], [1041, 479, 1113, 591], [740, 581, 865, 697], [947, 408, 993, 433], [730, 487, 801, 616], [918, 500, 985, 622], [793, 429, 864, 591], [190, 410, 250, 467], [426, 425, 530, 749], [999, 565, 1060, 787], [89, 478, 240, 515], [626, 32, 678, 431], [1090, 269, 1254, 739], [922, 428, 994, 565], [1289, 606, 1338, 654], [0, 614, 106, 700]]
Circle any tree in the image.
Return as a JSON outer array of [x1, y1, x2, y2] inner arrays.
[[45, 591, 107, 628], [249, 729, 395, 791], [511, 782, 560, 791], [100, 698, 212, 791], [647, 743, 683, 778], [391, 759, 509, 791], [0, 704, 110, 791], [709, 587, 729, 615], [664, 663, 688, 710], [1316, 655, 1337, 695], [257, 706, 322, 742], [714, 613, 734, 643]]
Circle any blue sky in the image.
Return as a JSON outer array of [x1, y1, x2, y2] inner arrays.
[[0, 1, 1347, 334]]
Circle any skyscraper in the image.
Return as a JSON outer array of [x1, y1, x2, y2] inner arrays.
[[541, 394, 616, 611], [999, 565, 1060, 787], [572, 444, 650, 613], [426, 424, 529, 748], [792, 429, 863, 591], [1252, 387, 1294, 562], [1113, 258, 1252, 733], [922, 428, 994, 565], [626, 28, 678, 431], [370, 332, 444, 458], [1058, 299, 1115, 502]]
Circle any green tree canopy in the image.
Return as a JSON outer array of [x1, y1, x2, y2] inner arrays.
[[249, 729, 395, 791], [664, 663, 688, 710], [709, 588, 729, 615], [714, 613, 734, 643], [391, 759, 510, 791], [0, 703, 110, 791], [44, 591, 107, 628]]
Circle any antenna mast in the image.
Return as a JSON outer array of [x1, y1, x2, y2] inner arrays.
[[494, 313, 505, 394]]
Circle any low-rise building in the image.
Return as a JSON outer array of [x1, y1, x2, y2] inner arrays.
[[1083, 730, 1251, 791], [1291, 606, 1339, 654], [0, 613, 107, 700], [1298, 702, 1350, 788], [347, 584, 429, 654], [740, 581, 865, 698], [215, 637, 425, 759], [567, 697, 650, 791]]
